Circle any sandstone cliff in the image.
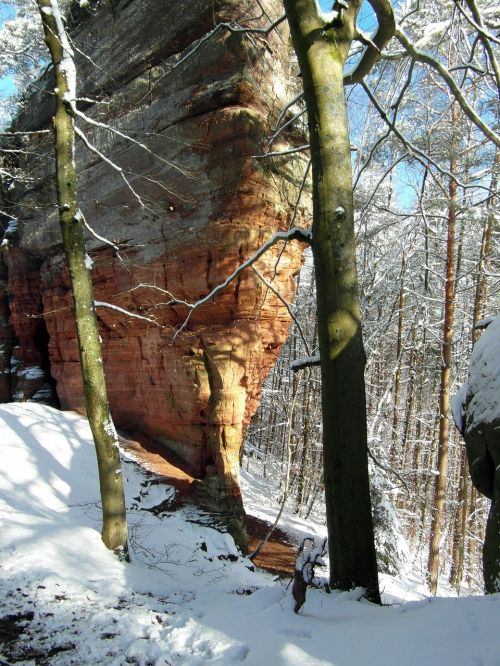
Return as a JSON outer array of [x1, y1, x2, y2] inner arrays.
[[0, 0, 309, 549]]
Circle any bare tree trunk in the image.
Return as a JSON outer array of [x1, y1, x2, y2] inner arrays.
[[427, 103, 458, 594], [449, 448, 468, 591], [284, 0, 383, 603], [462, 147, 497, 589], [466, 487, 478, 588], [36, 0, 128, 555], [390, 256, 406, 467], [472, 148, 497, 345], [417, 420, 439, 555], [296, 377, 312, 513]]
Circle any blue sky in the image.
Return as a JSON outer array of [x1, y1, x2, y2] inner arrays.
[[0, 2, 17, 100]]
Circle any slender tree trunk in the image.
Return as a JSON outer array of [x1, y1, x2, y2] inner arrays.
[[417, 420, 439, 554], [36, 0, 128, 555], [390, 256, 406, 467], [296, 377, 312, 513], [466, 487, 478, 588], [400, 326, 416, 478], [462, 147, 497, 588], [284, 0, 380, 603], [449, 447, 468, 591], [472, 147, 497, 345], [427, 104, 459, 594]]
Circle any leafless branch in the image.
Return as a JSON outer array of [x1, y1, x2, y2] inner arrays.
[[74, 125, 147, 208], [291, 355, 320, 372], [174, 227, 312, 337], [80, 210, 123, 261], [251, 264, 311, 355], [268, 109, 307, 147], [94, 301, 161, 326], [274, 92, 305, 131], [361, 81, 490, 191], [253, 144, 310, 159], [394, 28, 500, 147], [0, 129, 51, 136], [367, 447, 411, 497], [70, 102, 191, 177]]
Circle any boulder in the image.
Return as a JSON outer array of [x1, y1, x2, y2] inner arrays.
[[456, 315, 500, 593]]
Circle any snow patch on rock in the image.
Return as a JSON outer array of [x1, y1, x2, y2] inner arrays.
[[466, 314, 500, 433]]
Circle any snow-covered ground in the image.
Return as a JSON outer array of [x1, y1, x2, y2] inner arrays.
[[1, 403, 499, 665]]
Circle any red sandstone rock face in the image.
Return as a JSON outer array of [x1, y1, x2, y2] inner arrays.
[[0, 0, 309, 544], [1, 245, 53, 402]]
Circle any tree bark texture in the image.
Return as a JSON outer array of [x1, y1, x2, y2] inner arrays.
[[284, 0, 381, 603], [36, 0, 128, 554], [427, 103, 458, 594], [390, 256, 406, 467]]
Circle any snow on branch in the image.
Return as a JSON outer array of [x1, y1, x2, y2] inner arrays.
[[129, 283, 192, 310], [143, 14, 286, 82], [218, 14, 287, 36], [394, 28, 500, 148], [74, 126, 147, 209], [252, 144, 310, 159], [94, 301, 160, 326], [268, 159, 311, 284], [174, 227, 312, 337], [70, 103, 191, 178], [0, 129, 51, 136], [291, 355, 320, 372], [251, 265, 311, 356], [344, 0, 396, 86], [456, 0, 500, 91], [360, 82, 490, 191], [367, 447, 410, 496], [292, 537, 329, 614], [79, 210, 123, 261]]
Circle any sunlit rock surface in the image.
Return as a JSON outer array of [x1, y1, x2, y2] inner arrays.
[[0, 0, 308, 549]]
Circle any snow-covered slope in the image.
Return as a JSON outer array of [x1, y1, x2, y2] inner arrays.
[[1, 403, 499, 665]]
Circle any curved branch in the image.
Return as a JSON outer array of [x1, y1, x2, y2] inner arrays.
[[361, 81, 492, 189], [344, 0, 396, 85], [251, 265, 311, 356], [395, 28, 500, 147], [461, 0, 500, 93], [174, 227, 312, 337]]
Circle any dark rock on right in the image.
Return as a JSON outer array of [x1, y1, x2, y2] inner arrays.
[[453, 315, 500, 593]]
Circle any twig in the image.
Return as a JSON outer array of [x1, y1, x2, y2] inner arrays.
[[251, 265, 311, 356], [174, 227, 311, 337]]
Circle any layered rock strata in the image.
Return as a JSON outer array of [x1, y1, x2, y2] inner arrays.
[[0, 0, 309, 549]]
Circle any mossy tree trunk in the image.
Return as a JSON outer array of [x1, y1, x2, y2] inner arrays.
[[283, 0, 387, 604], [36, 0, 128, 555]]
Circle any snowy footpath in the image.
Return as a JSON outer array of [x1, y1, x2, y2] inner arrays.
[[1, 403, 499, 665]]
